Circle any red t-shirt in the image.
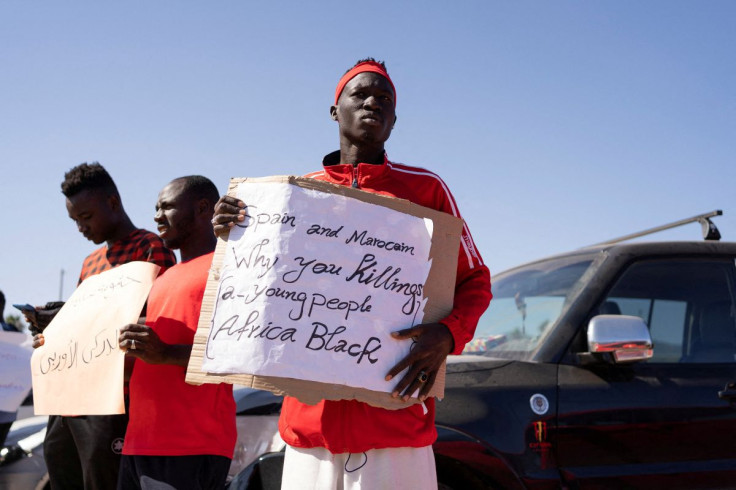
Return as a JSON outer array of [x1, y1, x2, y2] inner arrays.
[[279, 152, 493, 453], [123, 252, 236, 458]]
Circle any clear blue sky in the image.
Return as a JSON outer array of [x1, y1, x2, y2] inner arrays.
[[1, 1, 734, 313]]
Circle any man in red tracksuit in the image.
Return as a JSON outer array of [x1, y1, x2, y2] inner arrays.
[[213, 58, 492, 489]]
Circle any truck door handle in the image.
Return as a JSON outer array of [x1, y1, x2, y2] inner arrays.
[[718, 382, 736, 402]]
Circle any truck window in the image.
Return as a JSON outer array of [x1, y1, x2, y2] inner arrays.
[[598, 258, 736, 364], [465, 254, 596, 360]]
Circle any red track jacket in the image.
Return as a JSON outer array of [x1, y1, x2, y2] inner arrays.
[[279, 151, 492, 453]]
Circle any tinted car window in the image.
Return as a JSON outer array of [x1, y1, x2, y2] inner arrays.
[[464, 255, 595, 360], [598, 258, 736, 363]]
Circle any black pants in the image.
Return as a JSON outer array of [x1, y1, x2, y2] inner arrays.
[[0, 421, 12, 447], [44, 413, 129, 490], [117, 454, 231, 490]]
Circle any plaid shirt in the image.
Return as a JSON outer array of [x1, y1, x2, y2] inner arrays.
[[78, 228, 176, 283]]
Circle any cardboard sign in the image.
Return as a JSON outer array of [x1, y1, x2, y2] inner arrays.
[[31, 261, 160, 415], [186, 176, 462, 410], [0, 331, 33, 412]]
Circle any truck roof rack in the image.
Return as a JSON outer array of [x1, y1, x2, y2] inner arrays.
[[591, 210, 723, 246]]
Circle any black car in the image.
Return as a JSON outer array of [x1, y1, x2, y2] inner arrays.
[[230, 212, 736, 490]]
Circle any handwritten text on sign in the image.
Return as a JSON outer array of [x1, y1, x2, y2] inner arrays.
[[31, 261, 160, 415], [202, 182, 433, 393], [0, 331, 33, 412]]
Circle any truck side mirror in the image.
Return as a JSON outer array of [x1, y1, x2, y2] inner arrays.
[[585, 315, 654, 364]]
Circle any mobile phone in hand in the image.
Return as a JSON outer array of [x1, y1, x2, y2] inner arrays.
[[13, 303, 42, 334], [13, 303, 36, 314]]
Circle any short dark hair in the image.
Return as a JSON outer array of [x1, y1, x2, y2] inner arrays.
[[344, 57, 389, 75], [173, 175, 220, 210], [61, 162, 119, 198]]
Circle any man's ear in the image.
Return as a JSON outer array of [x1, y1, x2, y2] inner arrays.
[[197, 198, 210, 215], [108, 194, 121, 211], [392, 114, 397, 129], [330, 105, 338, 121]]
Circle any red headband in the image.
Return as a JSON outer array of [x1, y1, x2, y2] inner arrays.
[[334, 61, 396, 107]]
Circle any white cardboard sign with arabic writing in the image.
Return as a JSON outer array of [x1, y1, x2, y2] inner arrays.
[[0, 331, 33, 412], [201, 182, 434, 393], [31, 261, 160, 415]]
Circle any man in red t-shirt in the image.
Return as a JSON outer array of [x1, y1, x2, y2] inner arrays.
[[29, 162, 176, 490], [213, 59, 492, 488], [117, 176, 236, 489]]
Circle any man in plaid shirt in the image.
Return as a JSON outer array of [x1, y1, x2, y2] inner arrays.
[[29, 162, 176, 490]]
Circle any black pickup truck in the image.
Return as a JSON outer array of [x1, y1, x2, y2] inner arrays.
[[435, 239, 736, 489], [228, 212, 736, 490]]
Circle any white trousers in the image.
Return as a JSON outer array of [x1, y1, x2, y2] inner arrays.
[[280, 445, 438, 490]]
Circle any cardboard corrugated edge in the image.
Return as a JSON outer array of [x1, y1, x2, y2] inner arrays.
[[185, 175, 463, 410]]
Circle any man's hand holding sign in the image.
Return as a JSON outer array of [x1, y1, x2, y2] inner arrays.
[[386, 322, 454, 402], [119, 323, 192, 367]]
